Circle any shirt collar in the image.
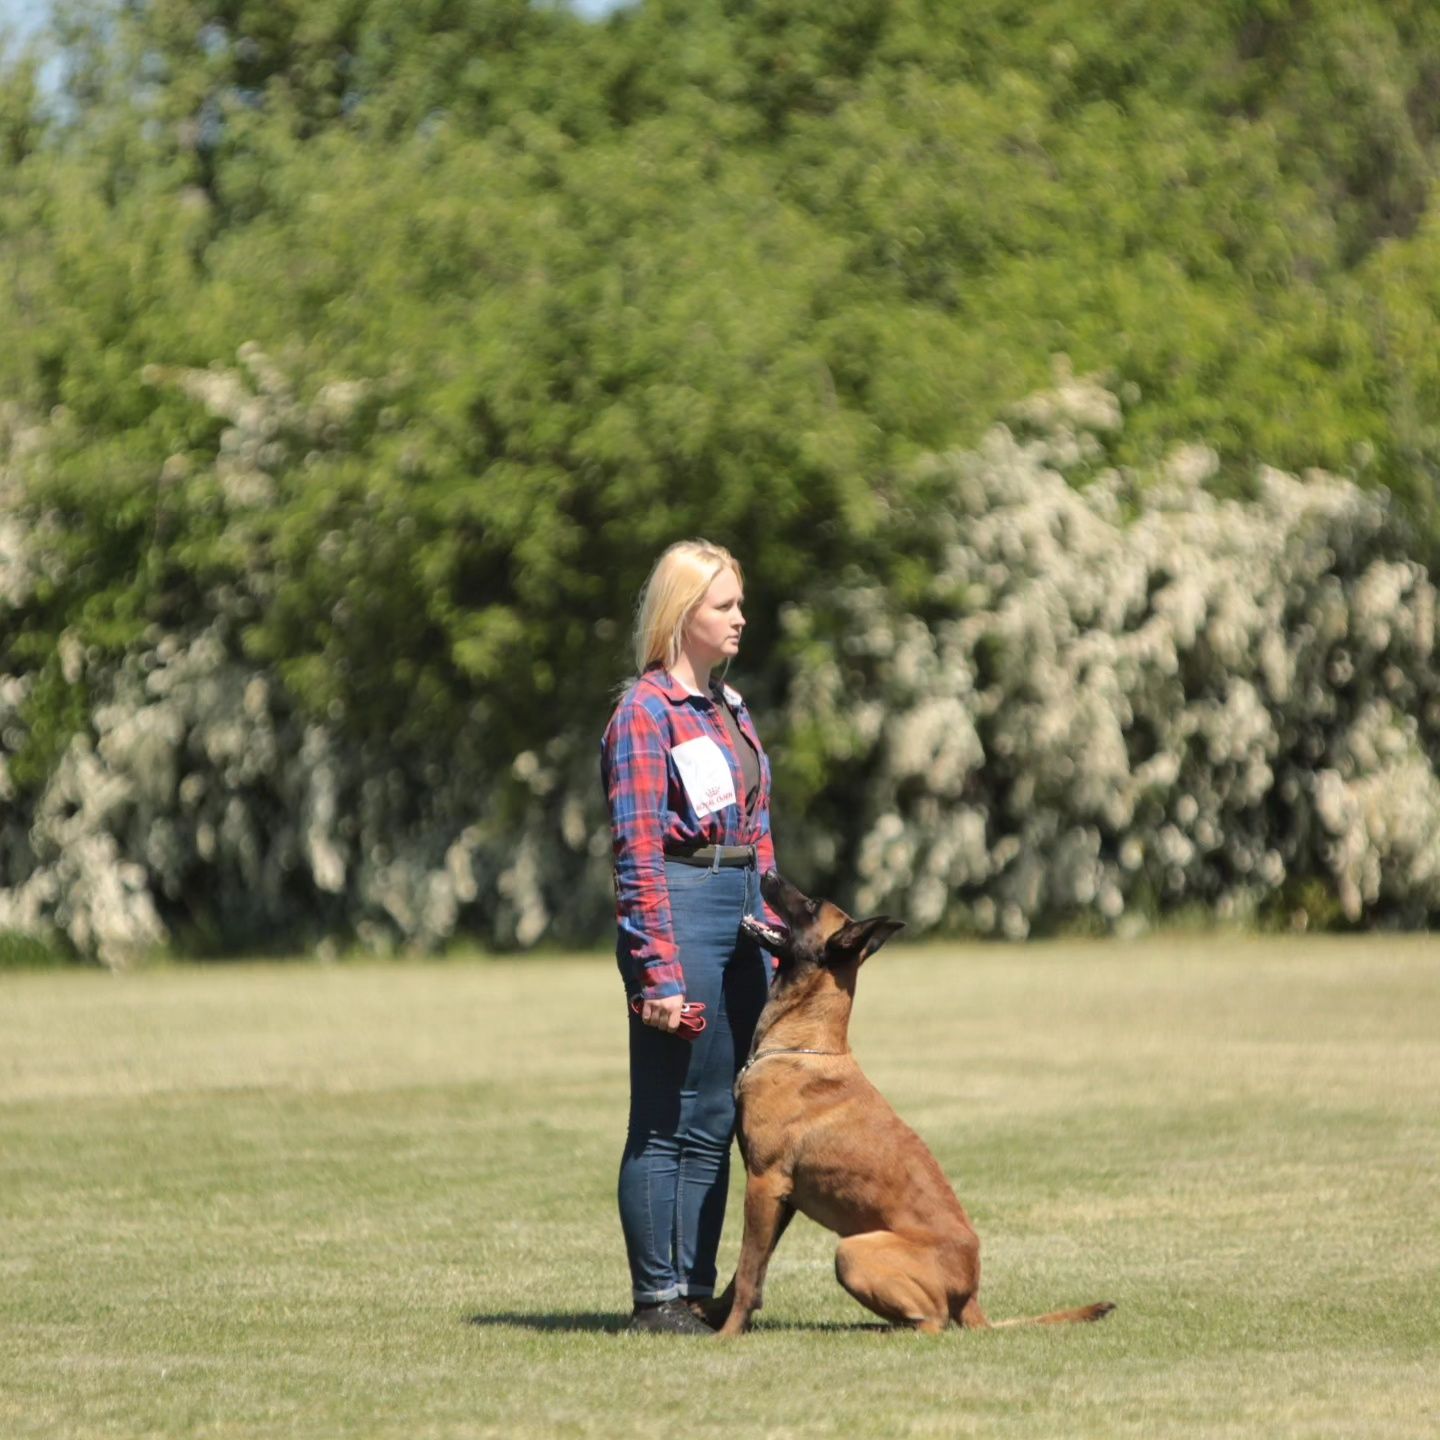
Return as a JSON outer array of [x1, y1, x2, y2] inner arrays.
[[639, 666, 701, 705], [639, 666, 743, 709]]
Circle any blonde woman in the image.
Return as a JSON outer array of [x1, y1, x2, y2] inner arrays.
[[600, 539, 780, 1335]]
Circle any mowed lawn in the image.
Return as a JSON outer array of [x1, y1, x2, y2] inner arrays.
[[2, 937, 1438, 1439]]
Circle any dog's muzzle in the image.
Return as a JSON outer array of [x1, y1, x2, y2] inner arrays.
[[741, 914, 789, 952]]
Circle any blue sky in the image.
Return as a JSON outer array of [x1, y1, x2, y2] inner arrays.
[[0, 0, 48, 39], [1, 0, 635, 93]]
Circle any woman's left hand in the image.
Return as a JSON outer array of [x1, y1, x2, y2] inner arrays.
[[640, 995, 686, 1033]]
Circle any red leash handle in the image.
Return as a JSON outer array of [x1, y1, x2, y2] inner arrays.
[[628, 995, 707, 1039]]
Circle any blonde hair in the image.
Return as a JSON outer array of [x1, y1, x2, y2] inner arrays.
[[633, 539, 743, 674]]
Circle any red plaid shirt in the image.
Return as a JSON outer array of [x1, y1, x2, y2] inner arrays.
[[601, 665, 779, 999]]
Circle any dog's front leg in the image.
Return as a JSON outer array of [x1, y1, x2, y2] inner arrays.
[[715, 1176, 792, 1338]]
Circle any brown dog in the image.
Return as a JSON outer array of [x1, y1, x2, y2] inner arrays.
[[711, 870, 1114, 1336]]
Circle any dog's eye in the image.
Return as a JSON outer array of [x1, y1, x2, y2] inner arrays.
[[805, 900, 819, 917]]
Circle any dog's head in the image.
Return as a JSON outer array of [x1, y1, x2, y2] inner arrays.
[[741, 870, 904, 979]]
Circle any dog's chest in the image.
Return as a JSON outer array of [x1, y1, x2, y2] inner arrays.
[[736, 1067, 849, 1169]]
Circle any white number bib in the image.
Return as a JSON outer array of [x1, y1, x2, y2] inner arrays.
[[670, 736, 737, 818]]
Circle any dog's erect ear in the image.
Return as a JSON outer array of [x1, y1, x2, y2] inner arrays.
[[826, 916, 905, 965]]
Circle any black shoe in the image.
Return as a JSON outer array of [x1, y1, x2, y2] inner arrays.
[[625, 1298, 714, 1336], [683, 1296, 726, 1331]]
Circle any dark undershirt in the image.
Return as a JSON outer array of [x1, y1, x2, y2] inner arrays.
[[715, 695, 761, 817]]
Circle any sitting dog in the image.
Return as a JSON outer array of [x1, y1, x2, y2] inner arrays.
[[712, 870, 1114, 1336]]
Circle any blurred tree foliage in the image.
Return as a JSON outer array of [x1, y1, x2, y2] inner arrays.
[[3, 0, 1440, 821]]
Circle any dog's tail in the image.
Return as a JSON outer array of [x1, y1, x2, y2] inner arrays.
[[962, 1299, 1115, 1329]]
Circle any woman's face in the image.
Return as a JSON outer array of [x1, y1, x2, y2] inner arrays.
[[683, 565, 746, 669]]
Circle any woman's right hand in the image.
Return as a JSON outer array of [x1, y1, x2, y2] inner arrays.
[[640, 995, 686, 1033]]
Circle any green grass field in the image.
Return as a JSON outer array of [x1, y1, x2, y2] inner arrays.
[[3, 936, 1438, 1439]]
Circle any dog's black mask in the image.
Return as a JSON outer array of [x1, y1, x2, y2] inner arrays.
[[741, 870, 903, 972]]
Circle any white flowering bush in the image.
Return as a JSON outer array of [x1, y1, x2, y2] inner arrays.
[[2, 617, 615, 966], [5, 357, 1440, 963], [1, 608, 613, 968], [780, 369, 1440, 936], [1, 356, 613, 966]]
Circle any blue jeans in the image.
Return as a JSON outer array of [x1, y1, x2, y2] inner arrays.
[[617, 859, 771, 1303]]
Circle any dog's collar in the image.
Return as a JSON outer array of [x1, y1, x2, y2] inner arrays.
[[735, 1046, 843, 1086]]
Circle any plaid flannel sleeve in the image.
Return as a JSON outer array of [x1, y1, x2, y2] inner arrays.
[[602, 704, 684, 999]]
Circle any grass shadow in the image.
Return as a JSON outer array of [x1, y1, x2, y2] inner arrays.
[[753, 1320, 894, 1333], [466, 1311, 625, 1334], [465, 1310, 894, 1335]]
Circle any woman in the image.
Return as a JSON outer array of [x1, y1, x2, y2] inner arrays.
[[600, 538, 780, 1335]]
